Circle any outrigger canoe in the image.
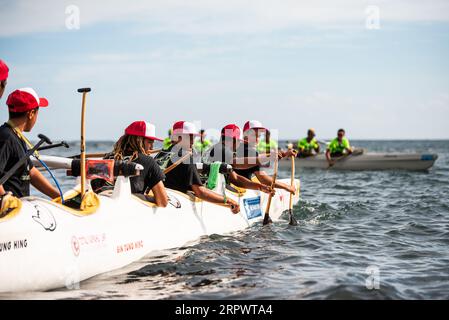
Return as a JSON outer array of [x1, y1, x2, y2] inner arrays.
[[279, 153, 438, 171], [0, 156, 300, 293]]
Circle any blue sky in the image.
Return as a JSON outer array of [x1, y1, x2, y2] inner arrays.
[[1, 0, 449, 141]]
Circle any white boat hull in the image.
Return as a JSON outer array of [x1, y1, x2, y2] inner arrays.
[[279, 153, 438, 171], [0, 176, 299, 293]]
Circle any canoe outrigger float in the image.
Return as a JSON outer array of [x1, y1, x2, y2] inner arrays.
[[0, 155, 300, 293], [279, 152, 438, 171]]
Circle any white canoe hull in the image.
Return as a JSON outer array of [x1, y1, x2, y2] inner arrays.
[[279, 153, 438, 171], [0, 176, 299, 293]]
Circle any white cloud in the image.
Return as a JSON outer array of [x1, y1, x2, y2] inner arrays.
[[424, 93, 449, 112], [1, 0, 449, 37]]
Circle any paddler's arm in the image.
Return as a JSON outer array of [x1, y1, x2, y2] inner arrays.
[[278, 149, 297, 158], [228, 171, 273, 194], [151, 181, 168, 207], [29, 167, 60, 199], [254, 171, 296, 194], [190, 184, 240, 214], [0, 143, 10, 196], [325, 149, 334, 166], [343, 139, 352, 154]]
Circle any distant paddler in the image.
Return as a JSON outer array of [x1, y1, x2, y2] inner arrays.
[[234, 120, 296, 195], [162, 128, 173, 150], [257, 129, 278, 154], [325, 128, 353, 167], [193, 129, 212, 154], [155, 121, 240, 214], [92, 121, 168, 207], [297, 128, 320, 157], [0, 88, 60, 215], [0, 59, 8, 99]]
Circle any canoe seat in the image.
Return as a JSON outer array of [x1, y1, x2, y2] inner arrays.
[[52, 189, 100, 216], [226, 184, 246, 196], [132, 193, 157, 207], [0, 195, 22, 223]]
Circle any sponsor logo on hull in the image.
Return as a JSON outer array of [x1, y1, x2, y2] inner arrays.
[[116, 240, 144, 254], [243, 197, 262, 220], [0, 239, 28, 254], [32, 204, 57, 231], [71, 233, 107, 257], [167, 193, 181, 209]]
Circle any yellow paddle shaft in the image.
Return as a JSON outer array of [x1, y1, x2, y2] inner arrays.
[[289, 155, 295, 210], [80, 93, 87, 199]]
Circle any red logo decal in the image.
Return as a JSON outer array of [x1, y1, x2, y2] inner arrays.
[[71, 236, 80, 257]]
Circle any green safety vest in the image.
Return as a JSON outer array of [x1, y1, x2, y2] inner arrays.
[[328, 137, 350, 154], [257, 139, 278, 153], [298, 137, 319, 153], [193, 139, 212, 153], [162, 138, 172, 150]]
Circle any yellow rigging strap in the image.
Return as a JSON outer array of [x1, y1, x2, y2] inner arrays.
[[6, 120, 40, 158]]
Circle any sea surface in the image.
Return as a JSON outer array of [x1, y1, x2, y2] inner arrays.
[[2, 140, 449, 299]]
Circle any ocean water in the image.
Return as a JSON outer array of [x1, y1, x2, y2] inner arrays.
[[3, 140, 449, 299]]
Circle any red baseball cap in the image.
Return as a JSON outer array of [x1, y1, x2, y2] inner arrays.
[[6, 88, 49, 112], [221, 124, 242, 140], [125, 121, 162, 141], [243, 120, 266, 133], [0, 60, 8, 81], [172, 121, 199, 136]]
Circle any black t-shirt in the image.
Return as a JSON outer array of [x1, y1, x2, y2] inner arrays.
[[0, 123, 34, 197], [155, 145, 202, 194], [129, 154, 165, 194], [234, 142, 260, 180], [91, 153, 165, 194]]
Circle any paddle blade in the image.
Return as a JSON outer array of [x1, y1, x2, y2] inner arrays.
[[288, 209, 298, 226], [37, 133, 52, 145], [262, 214, 272, 225]]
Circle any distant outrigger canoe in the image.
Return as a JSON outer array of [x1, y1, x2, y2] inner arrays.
[[279, 152, 438, 171]]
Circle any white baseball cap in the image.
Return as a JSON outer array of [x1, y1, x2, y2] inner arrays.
[[243, 120, 266, 133], [172, 121, 200, 136], [125, 121, 162, 141]]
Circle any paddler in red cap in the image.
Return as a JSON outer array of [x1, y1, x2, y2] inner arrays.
[[155, 121, 241, 214], [0, 59, 9, 99], [205, 124, 274, 194], [234, 120, 296, 195], [93, 121, 169, 207], [0, 88, 60, 212]]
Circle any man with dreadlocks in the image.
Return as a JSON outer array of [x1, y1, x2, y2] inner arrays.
[[92, 121, 168, 207]]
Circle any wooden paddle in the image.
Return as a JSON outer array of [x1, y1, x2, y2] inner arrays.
[[77, 88, 91, 199], [263, 156, 278, 225], [143, 151, 192, 197], [288, 155, 298, 226], [328, 148, 364, 168], [163, 152, 192, 175]]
